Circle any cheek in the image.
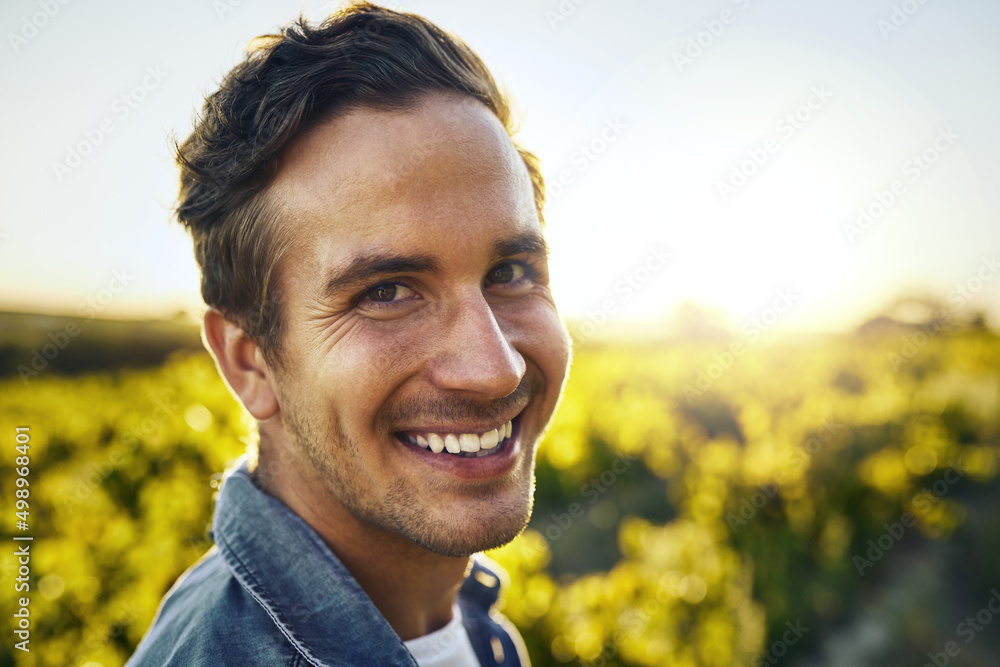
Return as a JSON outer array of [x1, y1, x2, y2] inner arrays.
[[347, 320, 436, 368], [541, 315, 572, 387], [505, 303, 571, 382], [313, 321, 436, 404]]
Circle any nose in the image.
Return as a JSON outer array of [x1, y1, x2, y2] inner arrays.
[[427, 292, 525, 399]]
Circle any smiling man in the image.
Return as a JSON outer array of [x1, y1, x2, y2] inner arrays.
[[128, 3, 570, 667]]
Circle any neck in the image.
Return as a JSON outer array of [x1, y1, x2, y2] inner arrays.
[[251, 444, 470, 641], [331, 526, 470, 640]]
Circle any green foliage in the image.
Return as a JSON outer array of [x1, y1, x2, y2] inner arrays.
[[1, 331, 998, 666]]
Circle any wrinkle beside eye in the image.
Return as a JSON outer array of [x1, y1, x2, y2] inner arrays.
[[302, 305, 363, 352]]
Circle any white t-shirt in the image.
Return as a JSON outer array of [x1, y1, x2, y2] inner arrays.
[[403, 604, 481, 666]]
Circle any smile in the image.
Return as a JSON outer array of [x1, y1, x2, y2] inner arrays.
[[397, 419, 515, 458]]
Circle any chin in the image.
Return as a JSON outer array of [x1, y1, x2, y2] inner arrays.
[[389, 474, 537, 557], [409, 512, 532, 557]]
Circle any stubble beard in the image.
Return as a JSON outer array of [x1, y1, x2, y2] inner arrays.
[[280, 401, 538, 557]]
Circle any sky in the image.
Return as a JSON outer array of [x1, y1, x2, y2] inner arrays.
[[1, 0, 998, 333]]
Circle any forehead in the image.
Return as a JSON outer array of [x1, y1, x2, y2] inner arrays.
[[266, 93, 539, 262]]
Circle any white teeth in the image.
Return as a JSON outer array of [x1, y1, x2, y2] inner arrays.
[[404, 419, 515, 456], [481, 428, 499, 450], [459, 434, 481, 452]]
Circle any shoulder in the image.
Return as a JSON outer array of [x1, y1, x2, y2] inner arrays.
[[458, 555, 531, 667], [127, 548, 304, 667]]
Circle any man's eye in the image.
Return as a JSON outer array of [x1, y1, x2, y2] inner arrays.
[[365, 283, 413, 303], [488, 262, 526, 285]]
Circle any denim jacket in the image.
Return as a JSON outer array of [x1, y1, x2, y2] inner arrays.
[[127, 458, 528, 666]]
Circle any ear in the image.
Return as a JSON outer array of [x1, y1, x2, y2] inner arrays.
[[203, 308, 280, 420]]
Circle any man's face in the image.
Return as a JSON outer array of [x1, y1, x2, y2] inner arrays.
[[260, 92, 570, 557]]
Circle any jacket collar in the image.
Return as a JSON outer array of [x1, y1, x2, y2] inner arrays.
[[212, 457, 419, 667]]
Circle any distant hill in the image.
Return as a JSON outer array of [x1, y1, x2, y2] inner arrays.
[[0, 311, 203, 379]]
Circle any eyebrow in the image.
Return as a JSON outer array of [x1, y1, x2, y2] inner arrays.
[[492, 230, 549, 261], [321, 230, 549, 301]]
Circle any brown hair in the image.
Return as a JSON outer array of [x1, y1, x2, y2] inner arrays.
[[175, 2, 545, 366]]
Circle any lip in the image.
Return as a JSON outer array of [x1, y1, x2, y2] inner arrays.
[[394, 413, 524, 481]]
